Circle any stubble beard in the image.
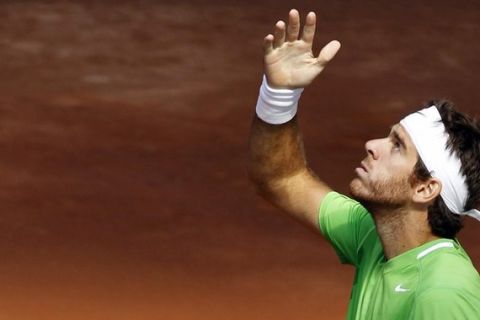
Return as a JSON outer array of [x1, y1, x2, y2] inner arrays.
[[349, 174, 411, 212]]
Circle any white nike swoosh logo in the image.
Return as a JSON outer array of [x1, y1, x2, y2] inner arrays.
[[394, 284, 411, 292]]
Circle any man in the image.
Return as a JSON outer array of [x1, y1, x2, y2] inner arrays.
[[248, 9, 480, 319]]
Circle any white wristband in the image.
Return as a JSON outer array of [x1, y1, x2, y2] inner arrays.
[[255, 75, 304, 125]]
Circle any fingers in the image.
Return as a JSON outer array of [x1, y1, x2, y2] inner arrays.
[[273, 21, 286, 48], [267, 9, 334, 56], [317, 40, 341, 65], [286, 9, 300, 42], [301, 12, 316, 44], [264, 34, 274, 54]]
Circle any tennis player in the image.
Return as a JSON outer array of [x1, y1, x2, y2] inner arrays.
[[248, 9, 480, 319]]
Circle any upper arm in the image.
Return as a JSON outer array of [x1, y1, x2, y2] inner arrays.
[[262, 168, 376, 266], [267, 168, 332, 232]]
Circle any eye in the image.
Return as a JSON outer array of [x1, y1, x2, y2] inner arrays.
[[392, 139, 401, 151]]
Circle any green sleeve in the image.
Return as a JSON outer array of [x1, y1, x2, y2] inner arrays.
[[318, 191, 375, 266], [410, 288, 480, 320]]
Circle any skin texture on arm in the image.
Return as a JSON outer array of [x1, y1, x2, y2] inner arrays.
[[248, 9, 340, 231], [248, 116, 331, 230]]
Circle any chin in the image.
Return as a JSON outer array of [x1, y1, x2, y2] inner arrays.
[[349, 180, 383, 213], [349, 178, 367, 201], [349, 177, 408, 211]]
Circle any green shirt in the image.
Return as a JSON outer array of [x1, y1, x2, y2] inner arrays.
[[319, 191, 480, 320]]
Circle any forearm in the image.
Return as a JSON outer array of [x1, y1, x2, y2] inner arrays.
[[248, 113, 330, 226], [247, 9, 338, 227], [249, 8, 339, 190], [248, 115, 308, 193]]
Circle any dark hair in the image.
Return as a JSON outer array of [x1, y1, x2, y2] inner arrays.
[[411, 100, 480, 238]]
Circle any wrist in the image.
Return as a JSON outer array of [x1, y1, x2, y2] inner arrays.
[[255, 75, 304, 125]]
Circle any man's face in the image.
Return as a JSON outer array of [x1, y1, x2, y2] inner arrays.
[[349, 124, 420, 208]]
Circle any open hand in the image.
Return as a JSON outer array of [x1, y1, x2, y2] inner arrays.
[[263, 9, 341, 89]]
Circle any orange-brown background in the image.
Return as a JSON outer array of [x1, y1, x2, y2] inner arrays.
[[1, 1, 479, 319]]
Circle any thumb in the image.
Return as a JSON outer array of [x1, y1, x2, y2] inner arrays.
[[317, 40, 341, 65]]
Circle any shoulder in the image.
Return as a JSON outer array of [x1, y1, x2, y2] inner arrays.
[[413, 250, 480, 319], [418, 245, 480, 291], [318, 192, 380, 266], [412, 244, 480, 318], [319, 191, 374, 237], [319, 191, 371, 223]]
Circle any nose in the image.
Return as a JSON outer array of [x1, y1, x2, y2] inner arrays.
[[365, 139, 380, 160]]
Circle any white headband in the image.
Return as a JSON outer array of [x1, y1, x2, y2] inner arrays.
[[400, 106, 480, 221]]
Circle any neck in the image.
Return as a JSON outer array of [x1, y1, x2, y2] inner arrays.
[[369, 205, 440, 260]]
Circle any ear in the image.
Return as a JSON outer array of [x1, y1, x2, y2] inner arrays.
[[412, 178, 442, 205]]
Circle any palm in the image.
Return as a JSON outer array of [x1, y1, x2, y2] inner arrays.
[[263, 10, 340, 89], [265, 41, 321, 88]]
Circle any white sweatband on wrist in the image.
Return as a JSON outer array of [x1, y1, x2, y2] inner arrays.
[[255, 75, 304, 125], [400, 106, 480, 221]]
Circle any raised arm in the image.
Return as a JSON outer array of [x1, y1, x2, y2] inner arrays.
[[248, 9, 340, 231]]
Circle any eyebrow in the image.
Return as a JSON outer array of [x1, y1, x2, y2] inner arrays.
[[390, 126, 407, 150]]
